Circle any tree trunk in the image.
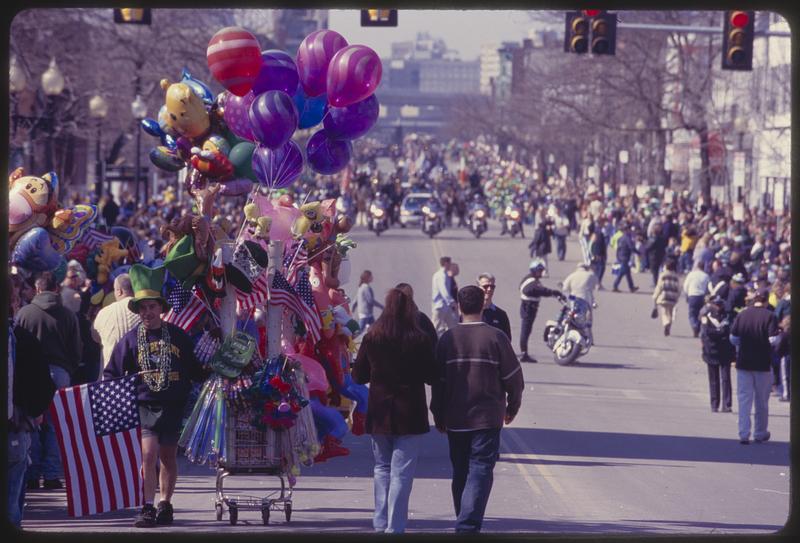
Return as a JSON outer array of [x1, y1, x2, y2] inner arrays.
[[697, 125, 712, 205], [654, 129, 669, 188]]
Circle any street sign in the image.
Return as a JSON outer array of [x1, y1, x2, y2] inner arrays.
[[732, 151, 746, 187]]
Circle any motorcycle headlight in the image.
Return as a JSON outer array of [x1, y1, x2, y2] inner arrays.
[[476, 210, 485, 218], [422, 206, 430, 214], [510, 211, 520, 219], [373, 209, 384, 218]]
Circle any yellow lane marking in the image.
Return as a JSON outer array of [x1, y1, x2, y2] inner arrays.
[[500, 437, 543, 496], [505, 428, 566, 496]]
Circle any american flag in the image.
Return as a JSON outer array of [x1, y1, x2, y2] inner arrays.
[[163, 285, 206, 331], [81, 228, 115, 250], [284, 240, 308, 284], [271, 270, 322, 344], [236, 273, 269, 311], [50, 375, 143, 517]]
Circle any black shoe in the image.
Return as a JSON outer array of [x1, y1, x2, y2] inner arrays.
[[721, 407, 732, 413], [156, 500, 174, 525], [26, 479, 40, 491], [754, 432, 771, 443], [519, 353, 534, 363], [134, 504, 157, 528], [739, 438, 750, 445], [612, 288, 621, 293], [664, 324, 670, 336], [43, 479, 63, 490], [711, 406, 719, 412], [630, 286, 639, 293]]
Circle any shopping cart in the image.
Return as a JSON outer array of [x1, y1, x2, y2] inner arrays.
[[214, 408, 293, 526]]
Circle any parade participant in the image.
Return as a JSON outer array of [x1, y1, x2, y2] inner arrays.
[[16, 271, 82, 491], [653, 259, 681, 337], [553, 207, 570, 261], [699, 295, 734, 412], [352, 289, 437, 534], [352, 270, 384, 334], [730, 288, 780, 445], [561, 262, 598, 344], [477, 273, 511, 341], [92, 273, 142, 377], [431, 285, 524, 533], [104, 264, 206, 527], [683, 261, 710, 337], [529, 211, 552, 272], [431, 256, 458, 336], [588, 228, 607, 290], [518, 259, 563, 363], [612, 223, 640, 293]]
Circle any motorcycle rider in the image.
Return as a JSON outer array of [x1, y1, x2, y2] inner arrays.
[[560, 262, 598, 346], [468, 194, 488, 234], [369, 191, 390, 232], [519, 258, 564, 363]]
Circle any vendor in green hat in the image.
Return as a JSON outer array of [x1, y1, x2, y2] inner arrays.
[[103, 264, 207, 528]]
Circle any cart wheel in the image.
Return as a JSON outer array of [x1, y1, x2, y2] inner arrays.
[[229, 506, 238, 525], [285, 502, 292, 522], [261, 506, 270, 525], [215, 503, 224, 521]]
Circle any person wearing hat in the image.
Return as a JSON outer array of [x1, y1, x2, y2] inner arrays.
[[729, 288, 781, 444], [103, 264, 207, 528], [699, 295, 735, 412], [726, 273, 748, 317], [518, 258, 564, 363]]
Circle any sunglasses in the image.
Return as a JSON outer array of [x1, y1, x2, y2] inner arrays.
[[480, 284, 496, 291]]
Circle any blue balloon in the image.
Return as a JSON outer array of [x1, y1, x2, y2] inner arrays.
[[306, 129, 352, 175], [323, 94, 379, 140], [181, 67, 215, 105], [11, 227, 63, 272], [293, 87, 329, 129]]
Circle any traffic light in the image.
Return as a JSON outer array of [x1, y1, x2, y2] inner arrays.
[[361, 9, 398, 27], [564, 11, 589, 54], [113, 8, 151, 25], [590, 11, 617, 55], [722, 10, 755, 70]]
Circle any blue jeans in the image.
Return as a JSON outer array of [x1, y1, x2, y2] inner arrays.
[[679, 252, 694, 273], [26, 365, 69, 483], [736, 369, 772, 441], [555, 234, 567, 260], [371, 434, 423, 533], [687, 295, 705, 334], [447, 428, 501, 533], [7, 430, 32, 528], [358, 316, 375, 334]]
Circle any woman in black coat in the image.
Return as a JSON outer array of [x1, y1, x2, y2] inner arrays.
[[699, 296, 735, 412], [353, 288, 436, 534]]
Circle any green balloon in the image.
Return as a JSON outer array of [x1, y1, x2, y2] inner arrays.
[[229, 141, 257, 181]]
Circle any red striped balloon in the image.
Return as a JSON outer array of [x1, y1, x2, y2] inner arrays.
[[326, 45, 382, 108], [296, 30, 348, 98], [207, 27, 262, 97]]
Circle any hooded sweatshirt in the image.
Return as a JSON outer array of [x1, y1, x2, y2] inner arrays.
[[15, 291, 82, 375]]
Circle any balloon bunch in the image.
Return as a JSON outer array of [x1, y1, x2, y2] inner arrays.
[[246, 356, 309, 431]]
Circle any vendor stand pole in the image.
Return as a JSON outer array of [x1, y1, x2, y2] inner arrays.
[[219, 240, 237, 338], [266, 240, 285, 359]]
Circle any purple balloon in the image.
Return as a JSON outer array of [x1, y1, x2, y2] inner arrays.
[[252, 141, 304, 188], [296, 30, 348, 97], [252, 50, 299, 96], [323, 95, 379, 140], [248, 90, 298, 149], [306, 129, 352, 175], [223, 91, 256, 141], [326, 45, 383, 108]]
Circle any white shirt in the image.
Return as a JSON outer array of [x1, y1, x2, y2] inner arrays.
[[683, 269, 710, 297], [92, 296, 141, 376], [561, 269, 598, 305], [431, 268, 455, 310]]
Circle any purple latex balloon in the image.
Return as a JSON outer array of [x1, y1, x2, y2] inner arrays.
[[223, 91, 256, 141], [248, 90, 298, 149], [252, 141, 304, 188], [296, 30, 348, 97], [326, 45, 382, 108], [306, 129, 352, 175], [323, 95, 379, 140], [252, 50, 300, 96]]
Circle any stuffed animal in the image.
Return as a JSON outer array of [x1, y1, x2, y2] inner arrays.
[[8, 168, 60, 249], [92, 239, 130, 286], [161, 78, 211, 140]]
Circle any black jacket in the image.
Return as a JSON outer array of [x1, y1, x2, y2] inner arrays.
[[529, 224, 552, 256], [482, 304, 512, 342], [699, 305, 735, 365], [10, 324, 56, 431], [15, 291, 83, 375]]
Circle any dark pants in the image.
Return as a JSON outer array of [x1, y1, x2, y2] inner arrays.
[[592, 260, 606, 286], [687, 296, 705, 334], [613, 261, 636, 291], [555, 234, 566, 260], [679, 252, 694, 273], [447, 428, 501, 533], [519, 302, 539, 354], [707, 364, 732, 410], [650, 257, 663, 286]]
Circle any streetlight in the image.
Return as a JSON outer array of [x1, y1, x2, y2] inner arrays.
[[40, 58, 65, 172], [131, 94, 148, 206], [9, 56, 28, 169], [89, 94, 109, 202]]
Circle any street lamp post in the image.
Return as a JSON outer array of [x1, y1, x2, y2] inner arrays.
[[9, 55, 28, 170], [40, 58, 65, 173], [131, 95, 148, 206], [89, 94, 109, 202]]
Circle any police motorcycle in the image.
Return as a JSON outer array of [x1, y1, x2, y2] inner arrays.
[[421, 198, 444, 238], [368, 196, 390, 236], [503, 202, 524, 238], [543, 294, 593, 365], [468, 196, 489, 238]]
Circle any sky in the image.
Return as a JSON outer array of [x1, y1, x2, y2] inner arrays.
[[328, 10, 547, 60]]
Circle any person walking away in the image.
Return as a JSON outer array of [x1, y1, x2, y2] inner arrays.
[[477, 273, 511, 341], [353, 270, 384, 333], [104, 265, 207, 527], [553, 209, 570, 261], [447, 263, 460, 303], [518, 259, 563, 363], [612, 223, 640, 293], [578, 211, 595, 265], [775, 315, 790, 402], [729, 288, 780, 444], [15, 271, 82, 491], [561, 262, 598, 345], [430, 285, 524, 533], [92, 273, 142, 377], [683, 261, 710, 338], [699, 295, 734, 412], [679, 225, 699, 274], [528, 212, 552, 272], [352, 289, 437, 533], [652, 259, 681, 336], [431, 256, 458, 336], [101, 192, 120, 227], [395, 283, 438, 347], [645, 228, 668, 288], [588, 229, 607, 290]]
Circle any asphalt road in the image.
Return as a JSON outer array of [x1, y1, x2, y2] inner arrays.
[[21, 221, 791, 535]]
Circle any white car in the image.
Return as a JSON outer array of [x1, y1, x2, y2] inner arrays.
[[399, 192, 433, 227]]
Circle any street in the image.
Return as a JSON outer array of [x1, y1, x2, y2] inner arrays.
[[22, 223, 790, 534]]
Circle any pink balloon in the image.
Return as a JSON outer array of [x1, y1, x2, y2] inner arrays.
[[296, 30, 348, 98], [326, 45, 382, 108], [251, 194, 300, 243], [223, 91, 256, 141], [291, 353, 330, 393]]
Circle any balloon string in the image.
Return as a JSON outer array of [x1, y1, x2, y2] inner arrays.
[[234, 185, 259, 246]]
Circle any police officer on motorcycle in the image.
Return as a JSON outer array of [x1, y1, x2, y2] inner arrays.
[[519, 258, 564, 363], [560, 262, 599, 346]]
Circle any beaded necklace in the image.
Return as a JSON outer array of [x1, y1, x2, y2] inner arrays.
[[137, 324, 172, 392]]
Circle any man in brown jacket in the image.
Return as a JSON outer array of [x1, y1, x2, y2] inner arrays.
[[431, 285, 525, 533]]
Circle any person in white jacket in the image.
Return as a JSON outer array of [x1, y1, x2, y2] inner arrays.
[[561, 263, 598, 343]]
